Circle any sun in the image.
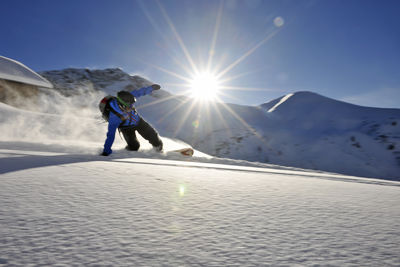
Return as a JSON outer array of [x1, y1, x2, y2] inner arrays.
[[189, 72, 221, 101]]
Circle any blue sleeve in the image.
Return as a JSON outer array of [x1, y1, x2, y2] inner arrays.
[[130, 86, 154, 98], [103, 112, 122, 155]]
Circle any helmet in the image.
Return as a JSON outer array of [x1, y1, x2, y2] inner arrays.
[[117, 91, 136, 107]]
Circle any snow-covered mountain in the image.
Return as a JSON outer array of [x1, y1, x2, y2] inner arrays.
[[40, 68, 169, 97], [37, 68, 400, 180]]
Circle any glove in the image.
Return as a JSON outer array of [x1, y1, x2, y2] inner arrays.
[[151, 84, 161, 90], [101, 151, 110, 156]]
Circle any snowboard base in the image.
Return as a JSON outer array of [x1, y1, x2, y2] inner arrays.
[[169, 147, 194, 157]]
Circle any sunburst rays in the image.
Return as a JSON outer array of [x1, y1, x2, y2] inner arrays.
[[137, 0, 282, 150], [207, 0, 224, 72], [156, 0, 199, 75], [215, 29, 282, 80]]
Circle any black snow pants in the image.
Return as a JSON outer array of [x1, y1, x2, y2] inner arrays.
[[119, 118, 163, 151]]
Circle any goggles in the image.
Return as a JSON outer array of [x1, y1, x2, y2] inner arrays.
[[117, 96, 135, 109]]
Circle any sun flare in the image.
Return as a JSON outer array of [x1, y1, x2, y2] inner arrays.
[[189, 72, 220, 101]]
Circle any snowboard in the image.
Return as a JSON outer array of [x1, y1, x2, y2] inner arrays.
[[169, 147, 194, 157]]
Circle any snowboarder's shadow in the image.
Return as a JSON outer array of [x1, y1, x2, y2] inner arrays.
[[0, 150, 106, 175], [0, 142, 188, 175], [0, 141, 135, 175]]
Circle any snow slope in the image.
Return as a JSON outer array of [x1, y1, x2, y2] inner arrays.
[[0, 56, 52, 88], [0, 143, 399, 266], [258, 92, 400, 179]]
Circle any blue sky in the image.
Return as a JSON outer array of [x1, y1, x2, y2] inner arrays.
[[1, 0, 400, 108]]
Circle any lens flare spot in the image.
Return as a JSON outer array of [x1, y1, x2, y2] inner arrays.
[[192, 120, 199, 128], [179, 185, 185, 196], [274, 17, 284, 27]]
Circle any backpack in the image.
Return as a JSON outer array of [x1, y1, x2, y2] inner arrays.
[[99, 96, 126, 122]]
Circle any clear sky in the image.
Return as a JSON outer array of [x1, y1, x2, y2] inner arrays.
[[1, 0, 400, 108]]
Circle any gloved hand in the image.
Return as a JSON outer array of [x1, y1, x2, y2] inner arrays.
[[100, 151, 111, 156], [151, 84, 161, 90]]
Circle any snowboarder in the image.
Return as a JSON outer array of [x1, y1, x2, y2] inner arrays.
[[101, 84, 163, 156]]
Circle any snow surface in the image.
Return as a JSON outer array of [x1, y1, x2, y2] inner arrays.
[[0, 56, 52, 88], [1, 93, 400, 266], [1, 144, 399, 266]]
